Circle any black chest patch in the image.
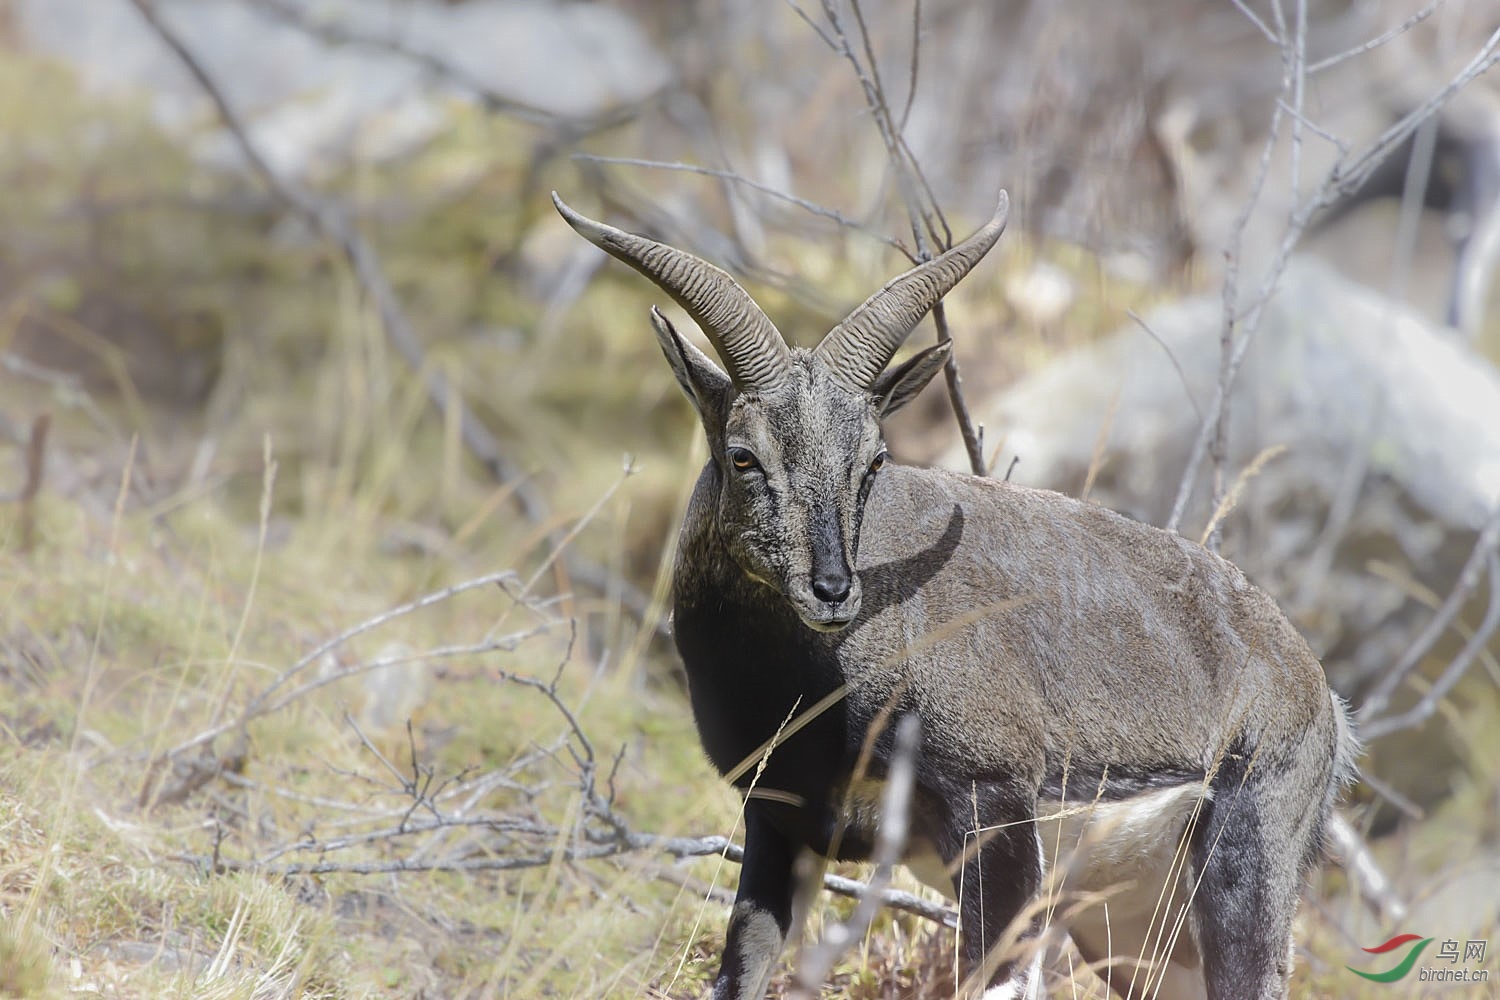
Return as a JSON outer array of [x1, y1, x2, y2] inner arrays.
[[673, 590, 853, 842]]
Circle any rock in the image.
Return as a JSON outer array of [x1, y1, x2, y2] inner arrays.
[[961, 256, 1500, 539], [12, 0, 671, 179]]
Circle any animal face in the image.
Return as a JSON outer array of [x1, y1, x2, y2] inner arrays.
[[715, 358, 886, 630], [551, 189, 1009, 633]]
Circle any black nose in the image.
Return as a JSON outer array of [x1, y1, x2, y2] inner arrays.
[[811, 570, 852, 604]]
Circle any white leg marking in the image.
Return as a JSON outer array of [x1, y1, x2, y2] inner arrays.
[[726, 901, 784, 1000], [980, 949, 1043, 1000]]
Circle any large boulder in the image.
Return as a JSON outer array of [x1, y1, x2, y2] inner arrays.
[[12, 0, 670, 179]]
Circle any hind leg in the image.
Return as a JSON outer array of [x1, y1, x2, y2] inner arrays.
[[936, 782, 1046, 999], [1189, 741, 1332, 1000]]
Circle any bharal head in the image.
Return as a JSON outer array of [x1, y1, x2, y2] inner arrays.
[[553, 192, 1009, 632]]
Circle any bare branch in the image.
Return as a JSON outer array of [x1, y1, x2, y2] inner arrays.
[[1307, 2, 1439, 75], [809, 0, 986, 475], [1358, 507, 1500, 724], [180, 827, 956, 925], [1361, 553, 1500, 741], [571, 154, 910, 256], [1335, 24, 1500, 197], [1168, 20, 1500, 539], [172, 646, 954, 934]]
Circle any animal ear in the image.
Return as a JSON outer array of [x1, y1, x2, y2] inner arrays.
[[650, 306, 732, 424], [871, 341, 951, 416]]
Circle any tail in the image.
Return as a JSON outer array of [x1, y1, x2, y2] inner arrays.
[[1328, 689, 1362, 795], [1305, 690, 1361, 874], [1312, 691, 1362, 866]]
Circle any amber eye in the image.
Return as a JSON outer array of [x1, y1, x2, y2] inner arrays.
[[869, 451, 888, 474], [728, 447, 758, 472]]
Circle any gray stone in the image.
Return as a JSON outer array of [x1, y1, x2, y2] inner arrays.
[[14, 0, 670, 178]]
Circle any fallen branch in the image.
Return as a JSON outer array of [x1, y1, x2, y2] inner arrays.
[[165, 631, 956, 931], [173, 830, 956, 928]]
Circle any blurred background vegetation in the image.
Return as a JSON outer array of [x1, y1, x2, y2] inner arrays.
[[1, 1, 1498, 997]]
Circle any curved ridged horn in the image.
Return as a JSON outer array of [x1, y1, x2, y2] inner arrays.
[[552, 192, 790, 392], [817, 192, 1009, 392]]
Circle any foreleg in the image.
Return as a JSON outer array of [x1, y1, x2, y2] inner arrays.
[[714, 803, 799, 1000]]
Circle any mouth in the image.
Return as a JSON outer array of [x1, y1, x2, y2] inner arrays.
[[784, 575, 861, 633], [790, 591, 860, 633]]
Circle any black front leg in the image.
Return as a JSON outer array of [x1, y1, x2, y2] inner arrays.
[[715, 802, 798, 1000]]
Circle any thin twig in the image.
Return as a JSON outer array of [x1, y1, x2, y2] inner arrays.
[[1292, 405, 1376, 611], [572, 156, 909, 255], [1357, 771, 1424, 822], [1307, 2, 1441, 75], [1358, 507, 1500, 724], [933, 302, 988, 476], [1335, 24, 1500, 199], [898, 0, 922, 133], [1229, 0, 1278, 45], [1362, 553, 1500, 741], [1126, 310, 1201, 421]]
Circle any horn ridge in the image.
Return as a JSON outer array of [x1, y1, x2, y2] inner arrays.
[[817, 192, 1009, 392], [552, 192, 790, 392]]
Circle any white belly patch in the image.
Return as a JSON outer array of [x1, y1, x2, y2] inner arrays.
[[1038, 782, 1208, 893]]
